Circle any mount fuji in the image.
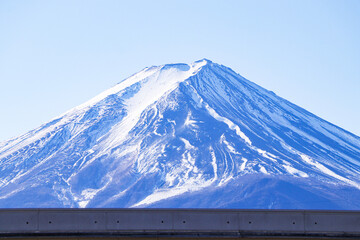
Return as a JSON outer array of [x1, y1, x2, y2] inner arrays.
[[1, 59, 360, 209]]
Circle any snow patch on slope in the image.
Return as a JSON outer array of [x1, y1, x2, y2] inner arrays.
[[300, 154, 360, 189]]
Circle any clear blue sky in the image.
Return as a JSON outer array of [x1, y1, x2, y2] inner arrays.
[[1, 0, 359, 141]]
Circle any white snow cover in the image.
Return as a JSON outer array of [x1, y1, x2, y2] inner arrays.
[[0, 59, 360, 209]]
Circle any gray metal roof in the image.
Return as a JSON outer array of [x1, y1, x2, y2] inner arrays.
[[0, 209, 359, 239]]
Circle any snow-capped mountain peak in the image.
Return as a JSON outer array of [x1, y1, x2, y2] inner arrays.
[[1, 59, 360, 209]]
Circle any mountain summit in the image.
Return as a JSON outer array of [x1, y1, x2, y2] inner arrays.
[[1, 60, 360, 209]]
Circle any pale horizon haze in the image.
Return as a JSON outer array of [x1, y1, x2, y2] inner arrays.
[[1, 0, 360, 142]]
